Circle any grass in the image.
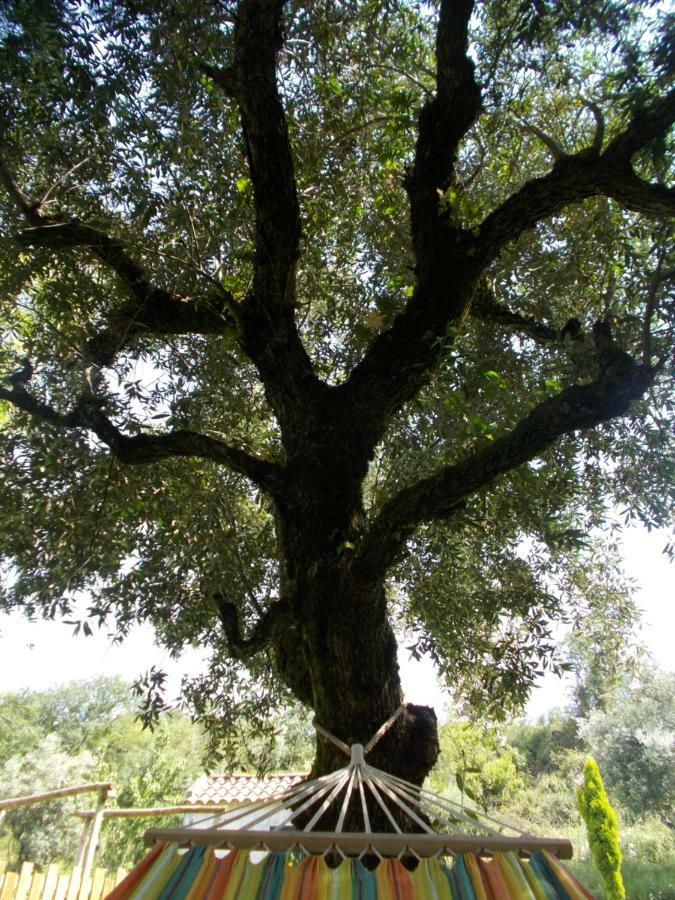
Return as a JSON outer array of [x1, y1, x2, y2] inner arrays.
[[568, 858, 675, 900]]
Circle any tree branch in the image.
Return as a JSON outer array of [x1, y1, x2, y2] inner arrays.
[[603, 168, 675, 219], [603, 90, 675, 161], [471, 280, 559, 344], [224, 0, 301, 308], [202, 0, 319, 424], [342, 1, 482, 440], [584, 100, 605, 156], [214, 594, 291, 660], [0, 381, 283, 493], [0, 145, 240, 366], [352, 340, 654, 580], [0, 148, 42, 223], [512, 112, 566, 162], [642, 252, 673, 367], [478, 88, 675, 262], [406, 0, 481, 256], [16, 222, 237, 366], [343, 88, 672, 452]]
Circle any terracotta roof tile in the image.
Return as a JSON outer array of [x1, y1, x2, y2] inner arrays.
[[186, 773, 306, 806]]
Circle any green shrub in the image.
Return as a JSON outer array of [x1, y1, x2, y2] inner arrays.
[[568, 859, 675, 900], [620, 816, 675, 865], [577, 757, 625, 900]]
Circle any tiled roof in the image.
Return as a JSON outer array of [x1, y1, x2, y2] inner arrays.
[[186, 773, 307, 806]]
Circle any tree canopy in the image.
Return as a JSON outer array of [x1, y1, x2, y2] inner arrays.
[[0, 0, 673, 785]]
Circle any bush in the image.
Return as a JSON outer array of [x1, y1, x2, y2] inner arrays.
[[619, 816, 675, 865]]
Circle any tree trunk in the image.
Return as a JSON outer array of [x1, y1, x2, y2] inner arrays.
[[271, 437, 441, 829], [304, 577, 439, 787], [274, 565, 440, 830]]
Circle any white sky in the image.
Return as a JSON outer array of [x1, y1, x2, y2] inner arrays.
[[0, 526, 672, 723]]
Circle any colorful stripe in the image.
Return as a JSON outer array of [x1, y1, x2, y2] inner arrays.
[[106, 842, 165, 900], [530, 853, 573, 900], [203, 850, 239, 899], [520, 854, 557, 900], [477, 853, 512, 900], [106, 844, 595, 899], [183, 849, 216, 900], [374, 857, 415, 899], [351, 859, 378, 900], [462, 854, 489, 900], [540, 852, 595, 900], [497, 852, 538, 900], [408, 858, 454, 899], [125, 843, 182, 899], [452, 855, 477, 899]]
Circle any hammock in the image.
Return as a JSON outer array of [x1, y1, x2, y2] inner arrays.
[[107, 711, 595, 899], [107, 844, 593, 899]]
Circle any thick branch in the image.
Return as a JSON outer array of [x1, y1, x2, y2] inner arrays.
[[353, 351, 654, 580], [603, 90, 675, 161], [603, 168, 675, 219], [471, 280, 558, 344], [16, 223, 236, 366], [214, 595, 290, 659], [202, 0, 319, 427], [344, 90, 673, 451], [478, 88, 675, 261], [341, 1, 482, 441], [233, 0, 300, 308], [406, 0, 481, 256], [0, 382, 282, 492]]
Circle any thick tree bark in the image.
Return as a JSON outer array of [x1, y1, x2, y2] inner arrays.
[[267, 423, 441, 797], [274, 525, 441, 831]]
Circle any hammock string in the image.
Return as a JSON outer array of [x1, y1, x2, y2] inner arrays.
[[313, 704, 406, 758]]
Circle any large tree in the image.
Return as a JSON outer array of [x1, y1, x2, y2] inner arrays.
[[0, 0, 673, 796]]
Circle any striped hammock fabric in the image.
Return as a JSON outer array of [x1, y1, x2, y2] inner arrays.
[[105, 843, 595, 899]]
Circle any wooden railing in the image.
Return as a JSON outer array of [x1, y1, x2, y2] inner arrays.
[[0, 782, 115, 893], [0, 786, 230, 897], [0, 859, 127, 900]]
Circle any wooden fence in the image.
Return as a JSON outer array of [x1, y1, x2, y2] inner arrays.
[[0, 783, 222, 898], [0, 859, 127, 900], [0, 782, 118, 898]]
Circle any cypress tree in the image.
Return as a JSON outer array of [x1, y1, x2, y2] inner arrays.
[[577, 757, 625, 900]]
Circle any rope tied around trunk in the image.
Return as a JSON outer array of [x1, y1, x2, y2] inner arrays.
[[313, 703, 406, 758]]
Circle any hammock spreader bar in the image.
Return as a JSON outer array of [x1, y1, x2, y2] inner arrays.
[[142, 828, 574, 860]]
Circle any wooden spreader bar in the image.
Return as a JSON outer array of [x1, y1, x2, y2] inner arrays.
[[142, 828, 573, 859]]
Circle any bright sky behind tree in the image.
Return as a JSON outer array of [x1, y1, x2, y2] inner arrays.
[[1, 525, 671, 723]]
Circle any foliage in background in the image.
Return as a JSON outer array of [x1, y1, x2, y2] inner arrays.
[[580, 665, 675, 822], [0, 677, 314, 868], [0, 677, 132, 763], [560, 541, 643, 717], [1, 672, 674, 884], [428, 719, 523, 814], [577, 756, 625, 900], [0, 734, 94, 866]]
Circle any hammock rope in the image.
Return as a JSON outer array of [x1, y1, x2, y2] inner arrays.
[[144, 741, 572, 861], [312, 705, 406, 759]]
